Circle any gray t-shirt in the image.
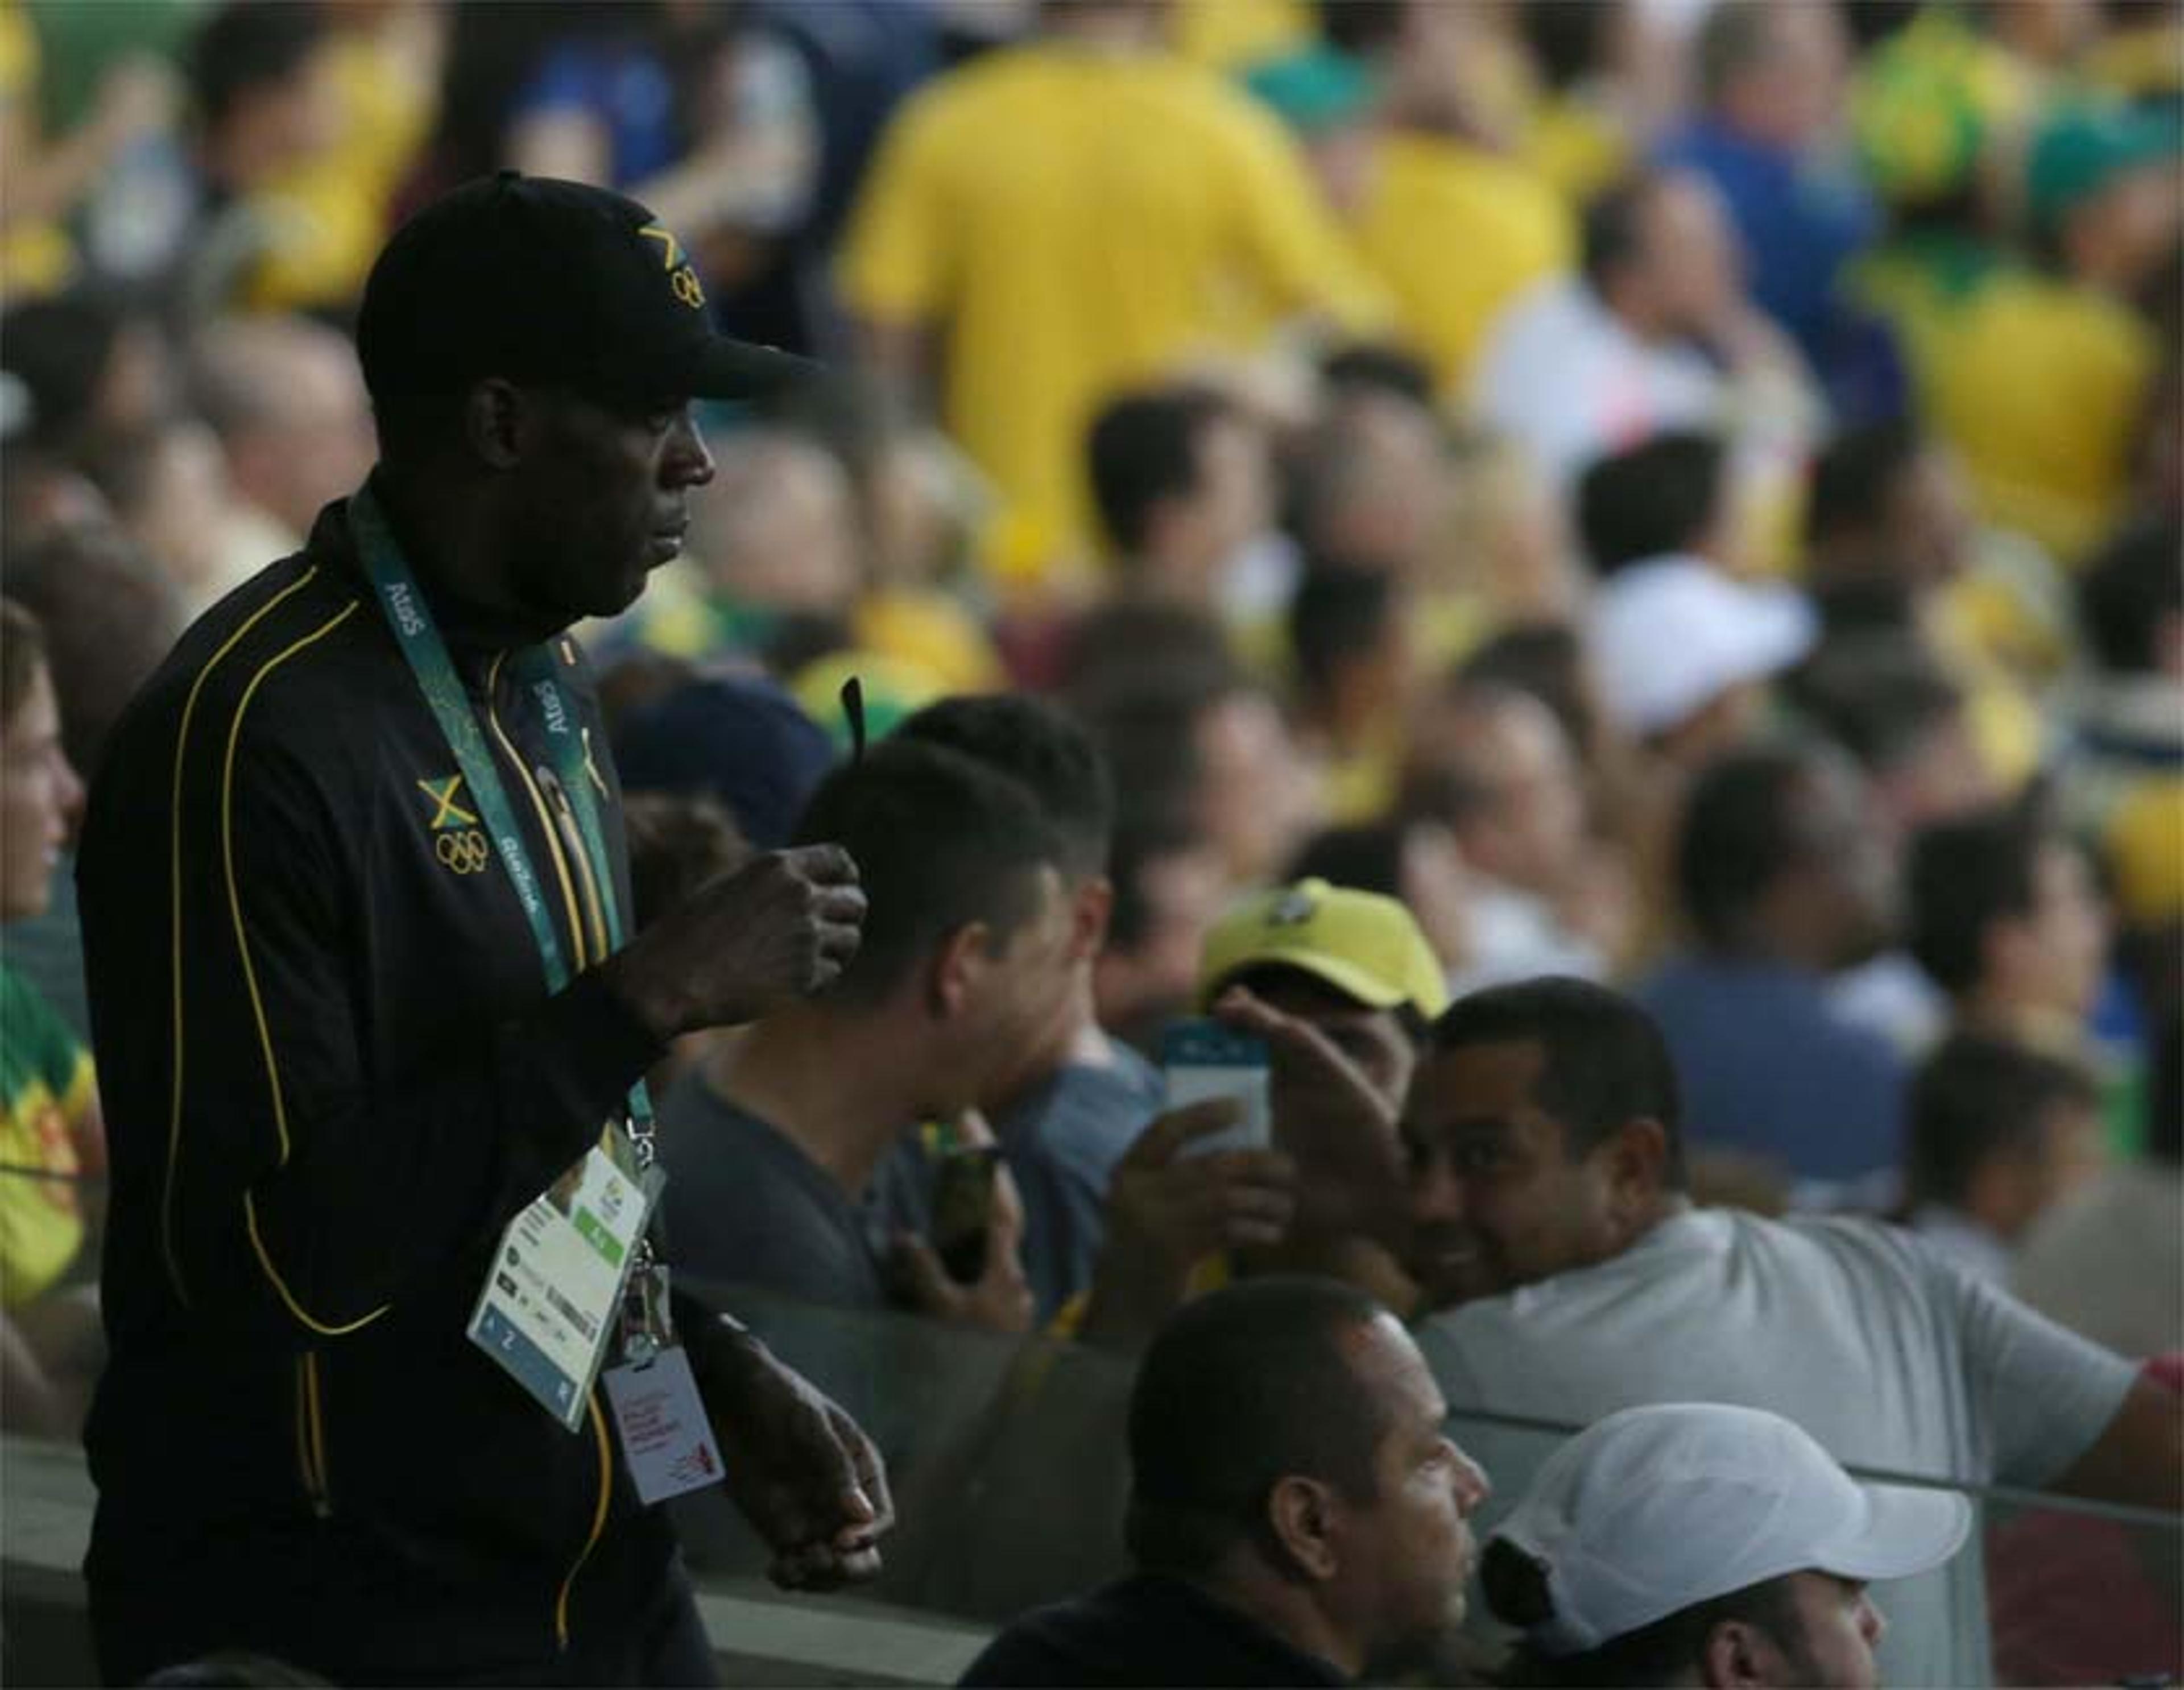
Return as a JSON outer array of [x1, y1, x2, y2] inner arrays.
[[991, 1046, 1162, 1323], [1417, 1206, 2137, 1688], [657, 1069, 921, 1312]]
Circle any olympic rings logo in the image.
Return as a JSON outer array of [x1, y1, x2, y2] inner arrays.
[[435, 828, 491, 875], [671, 266, 706, 309]]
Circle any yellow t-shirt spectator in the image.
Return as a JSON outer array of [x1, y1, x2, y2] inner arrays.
[[242, 22, 436, 313], [1856, 236, 2157, 565], [839, 39, 1388, 580], [1169, 0, 1312, 73], [1349, 129, 1574, 399]]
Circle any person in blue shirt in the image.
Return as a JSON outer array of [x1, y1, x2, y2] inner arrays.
[[1637, 741, 1907, 1204], [1657, 2, 1892, 419]]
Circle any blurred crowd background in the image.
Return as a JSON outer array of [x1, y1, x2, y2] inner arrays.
[[1, 0, 2180, 1407]]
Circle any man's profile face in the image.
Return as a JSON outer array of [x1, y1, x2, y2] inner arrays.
[[1401, 1038, 1637, 1309], [963, 865, 1082, 1105], [503, 389, 715, 626], [1723, 1572, 1883, 1689], [1338, 1315, 1488, 1674]]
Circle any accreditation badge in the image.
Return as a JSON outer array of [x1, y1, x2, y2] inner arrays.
[[468, 1126, 653, 1431]]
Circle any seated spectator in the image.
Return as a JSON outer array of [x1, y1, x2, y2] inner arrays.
[[1078, 879, 1446, 1348], [2016, 1019, 2183, 1359], [1093, 803, 1232, 1057], [1288, 564, 1416, 824], [1657, 1, 1882, 412], [0, 600, 104, 1436], [1801, 417, 2049, 789], [1285, 821, 1471, 982], [1472, 168, 1817, 498], [3, 523, 186, 1040], [611, 671, 837, 850], [1790, 638, 1994, 1055], [1577, 436, 1816, 770], [896, 695, 1164, 1324], [2063, 518, 2184, 972], [1901, 1032, 2105, 1284], [959, 1276, 1489, 1688], [1402, 680, 1608, 993], [658, 738, 1072, 1329], [1485, 1403, 1969, 1690], [1086, 382, 1279, 617], [185, 316, 375, 555], [1906, 795, 2111, 1051], [1353, 976, 2175, 1687], [1639, 742, 1906, 1198], [1326, 0, 1574, 399]]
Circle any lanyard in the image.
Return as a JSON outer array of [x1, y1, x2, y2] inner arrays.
[[348, 485, 652, 1131]]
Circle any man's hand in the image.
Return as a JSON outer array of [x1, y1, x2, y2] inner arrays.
[[1077, 1100, 1297, 1349], [682, 1310, 894, 1590], [604, 845, 866, 1041], [890, 1156, 1036, 1334], [1213, 986, 1406, 1247]]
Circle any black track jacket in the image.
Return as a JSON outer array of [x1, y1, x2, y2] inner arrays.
[[76, 495, 682, 1682]]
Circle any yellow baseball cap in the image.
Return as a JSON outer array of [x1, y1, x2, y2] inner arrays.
[[1197, 878, 1449, 1018]]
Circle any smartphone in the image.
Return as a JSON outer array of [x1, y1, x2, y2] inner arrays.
[[1161, 1019, 1271, 1158], [930, 1144, 1002, 1284]]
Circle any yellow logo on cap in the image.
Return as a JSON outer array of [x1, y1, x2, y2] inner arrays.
[[640, 222, 707, 311]]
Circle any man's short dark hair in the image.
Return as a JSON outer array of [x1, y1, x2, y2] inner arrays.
[[1290, 564, 1395, 703], [1455, 623, 1594, 758], [791, 738, 1067, 1006], [1674, 746, 1814, 952], [1315, 0, 1407, 56], [1321, 341, 1436, 407], [1581, 175, 1662, 297], [190, 1, 328, 133], [2078, 518, 2182, 673], [0, 292, 126, 452], [1576, 432, 1726, 574], [1484, 1539, 1801, 1689], [1805, 419, 1922, 557], [1906, 1033, 2099, 1212], [1787, 636, 1965, 778], [1126, 1277, 1392, 1577], [1061, 601, 1240, 720], [1287, 821, 1407, 900], [1905, 800, 2050, 996], [1086, 385, 1232, 557], [1429, 979, 1686, 1188], [896, 693, 1115, 882]]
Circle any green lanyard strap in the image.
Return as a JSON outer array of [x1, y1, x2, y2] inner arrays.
[[349, 485, 650, 1125]]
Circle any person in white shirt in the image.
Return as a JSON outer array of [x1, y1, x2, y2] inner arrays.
[[1471, 169, 1816, 498], [1483, 1403, 1971, 1689], [1238, 975, 2178, 1687]]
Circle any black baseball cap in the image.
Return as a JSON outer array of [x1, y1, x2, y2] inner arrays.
[[357, 171, 812, 408]]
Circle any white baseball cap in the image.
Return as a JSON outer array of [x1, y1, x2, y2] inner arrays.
[[1586, 555, 1817, 737], [1490, 1403, 1972, 1656]]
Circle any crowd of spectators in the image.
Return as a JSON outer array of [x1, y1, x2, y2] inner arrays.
[[1, 0, 2179, 1684]]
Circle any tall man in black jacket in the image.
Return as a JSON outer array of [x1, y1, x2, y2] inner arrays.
[[77, 173, 886, 1685]]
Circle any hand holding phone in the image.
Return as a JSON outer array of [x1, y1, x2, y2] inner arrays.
[[1161, 1019, 1271, 1159]]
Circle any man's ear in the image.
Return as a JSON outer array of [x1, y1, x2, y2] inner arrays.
[[1072, 875, 1114, 964], [928, 920, 991, 1020], [464, 379, 528, 470], [1266, 1474, 1342, 1583], [1699, 1618, 1776, 1688], [1602, 1117, 1669, 1228]]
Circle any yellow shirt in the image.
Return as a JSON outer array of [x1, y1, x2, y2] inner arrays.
[[1, 965, 93, 1309], [839, 42, 1388, 579], [1349, 130, 1574, 399], [0, 1, 76, 299], [1856, 241, 2157, 565], [1169, 0, 1313, 72], [242, 26, 435, 313]]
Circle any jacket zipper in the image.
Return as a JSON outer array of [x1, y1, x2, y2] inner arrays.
[[482, 655, 615, 1654]]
